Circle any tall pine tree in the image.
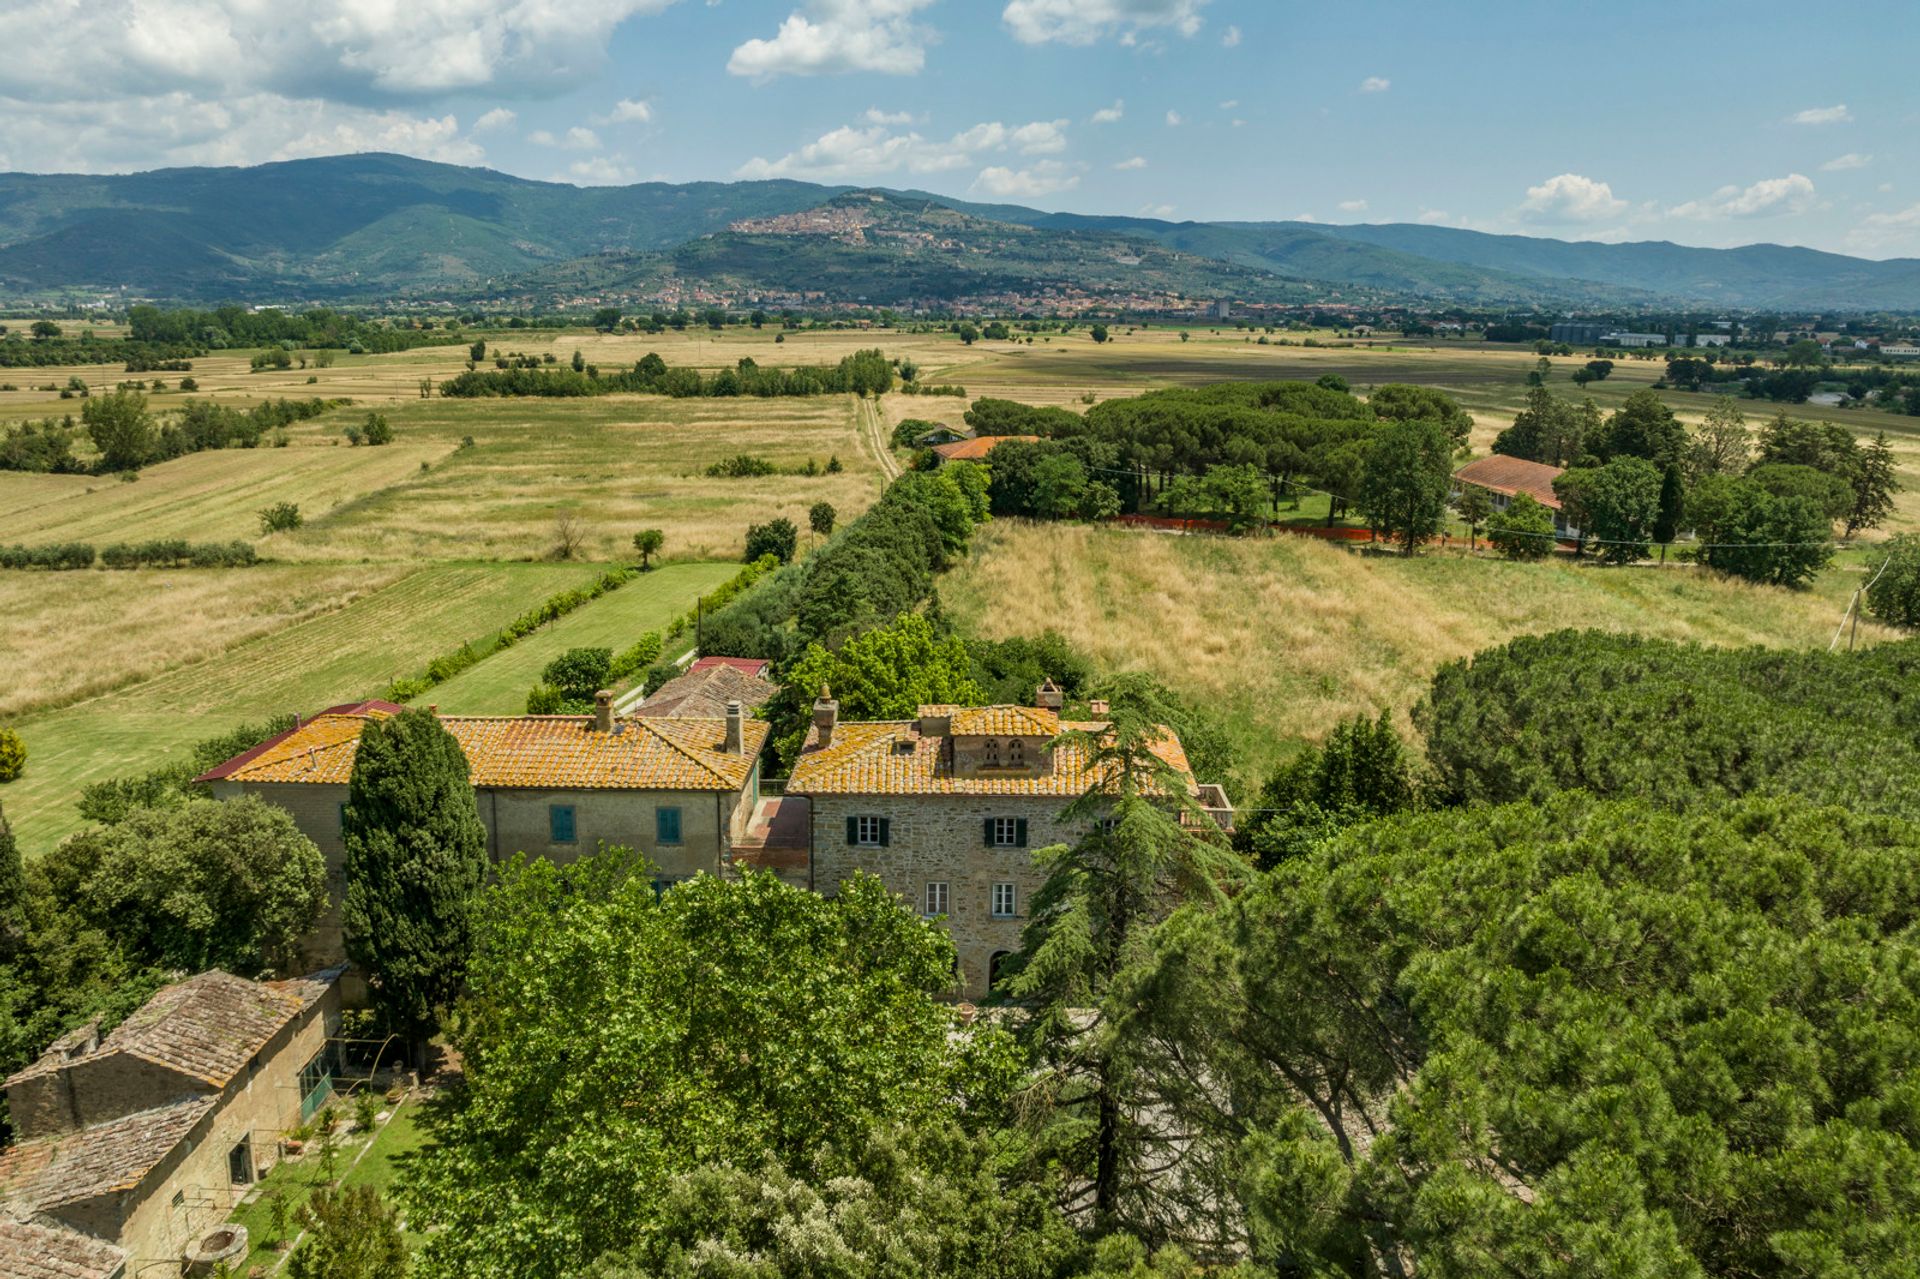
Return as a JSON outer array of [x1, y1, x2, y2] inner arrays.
[[1848, 430, 1899, 536], [343, 708, 489, 1059], [1004, 675, 1245, 1238]]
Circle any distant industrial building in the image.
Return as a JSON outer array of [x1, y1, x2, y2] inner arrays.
[[1605, 332, 1668, 348], [1548, 321, 1609, 345]]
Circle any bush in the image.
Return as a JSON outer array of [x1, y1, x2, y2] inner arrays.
[[1866, 534, 1920, 628], [0, 542, 95, 570], [706, 454, 778, 478], [0, 728, 24, 781], [362, 412, 393, 446], [1485, 492, 1555, 559], [609, 632, 664, 682], [744, 518, 798, 564], [258, 502, 302, 534]]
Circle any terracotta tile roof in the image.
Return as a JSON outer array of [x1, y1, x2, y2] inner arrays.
[[688, 656, 773, 679], [7, 970, 328, 1091], [946, 705, 1059, 737], [789, 714, 1195, 797], [200, 711, 768, 792], [635, 664, 777, 720], [0, 1214, 125, 1279], [1455, 454, 1565, 510], [194, 700, 407, 783], [931, 434, 1038, 462], [0, 1099, 215, 1213]]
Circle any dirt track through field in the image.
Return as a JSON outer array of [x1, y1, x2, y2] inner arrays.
[[858, 396, 901, 481]]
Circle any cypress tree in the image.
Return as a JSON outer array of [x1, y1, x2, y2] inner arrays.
[[0, 801, 22, 961], [342, 709, 489, 1058], [1654, 463, 1686, 546]]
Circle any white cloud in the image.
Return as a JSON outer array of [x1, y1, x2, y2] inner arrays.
[[1220, 23, 1240, 46], [1139, 202, 1175, 217], [1011, 119, 1071, 153], [564, 155, 638, 185], [1113, 155, 1147, 170], [601, 98, 654, 124], [1002, 0, 1209, 46], [973, 160, 1079, 198], [1416, 208, 1450, 224], [529, 126, 602, 150], [1847, 202, 1920, 254], [0, 0, 683, 101], [1218, 99, 1238, 110], [865, 107, 915, 125], [1165, 109, 1183, 126], [1090, 98, 1125, 124], [0, 0, 682, 171], [1670, 173, 1817, 220], [0, 92, 487, 173], [728, 0, 936, 79], [736, 116, 1072, 180], [1518, 172, 1627, 223], [1790, 103, 1851, 125], [1359, 75, 1390, 93], [1821, 152, 1872, 171], [472, 107, 516, 131], [1337, 198, 1368, 214]]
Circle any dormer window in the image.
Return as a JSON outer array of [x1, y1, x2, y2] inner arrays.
[[1007, 738, 1026, 768], [983, 737, 1001, 768]]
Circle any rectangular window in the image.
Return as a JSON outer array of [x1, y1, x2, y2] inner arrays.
[[338, 801, 348, 831], [297, 1046, 334, 1121], [851, 815, 888, 846], [992, 882, 1017, 918], [655, 806, 683, 846], [986, 817, 1028, 847], [925, 881, 949, 917], [549, 804, 577, 844]]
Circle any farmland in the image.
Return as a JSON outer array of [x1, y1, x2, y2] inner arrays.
[[3, 320, 1916, 852]]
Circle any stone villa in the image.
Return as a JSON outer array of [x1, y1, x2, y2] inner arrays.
[[0, 968, 343, 1279]]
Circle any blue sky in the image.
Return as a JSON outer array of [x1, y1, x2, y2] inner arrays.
[[2, 0, 1915, 257]]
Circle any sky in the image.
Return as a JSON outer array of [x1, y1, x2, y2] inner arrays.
[[1, 0, 1916, 258]]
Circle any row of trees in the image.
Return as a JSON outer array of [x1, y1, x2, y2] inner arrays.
[[439, 349, 896, 399], [5, 391, 338, 474]]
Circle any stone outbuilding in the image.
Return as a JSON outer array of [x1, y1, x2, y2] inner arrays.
[[0, 968, 343, 1278]]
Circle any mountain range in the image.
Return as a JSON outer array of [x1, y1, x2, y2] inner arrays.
[[1, 152, 1916, 312]]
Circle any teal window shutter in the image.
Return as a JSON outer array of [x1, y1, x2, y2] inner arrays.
[[549, 804, 576, 843], [656, 806, 683, 845]]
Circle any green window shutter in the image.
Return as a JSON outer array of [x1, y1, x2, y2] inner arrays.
[[879, 818, 891, 847], [983, 818, 996, 846], [1015, 818, 1028, 848], [847, 816, 859, 845], [550, 805, 576, 843], [656, 806, 682, 845]]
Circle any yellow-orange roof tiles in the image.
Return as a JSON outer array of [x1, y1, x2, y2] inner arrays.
[[207, 712, 767, 792], [789, 717, 1195, 797], [946, 705, 1059, 737]]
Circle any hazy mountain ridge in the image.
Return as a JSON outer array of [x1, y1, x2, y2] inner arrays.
[[0, 153, 1912, 309]]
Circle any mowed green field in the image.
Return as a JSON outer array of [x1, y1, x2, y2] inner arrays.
[[944, 520, 1893, 792], [427, 560, 737, 713], [3, 562, 605, 852]]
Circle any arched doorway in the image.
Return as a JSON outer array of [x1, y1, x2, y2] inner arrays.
[[988, 950, 1014, 994]]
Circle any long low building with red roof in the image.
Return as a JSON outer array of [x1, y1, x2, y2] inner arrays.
[[1452, 453, 1582, 539]]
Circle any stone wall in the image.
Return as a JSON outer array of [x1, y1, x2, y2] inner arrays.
[[809, 793, 1083, 1000]]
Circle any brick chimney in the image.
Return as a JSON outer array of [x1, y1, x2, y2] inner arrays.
[[724, 700, 744, 754], [594, 689, 614, 733], [813, 684, 839, 747], [1089, 698, 1110, 718], [1036, 679, 1064, 711]]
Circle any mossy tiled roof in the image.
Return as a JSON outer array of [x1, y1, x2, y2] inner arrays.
[[203, 711, 767, 792], [789, 712, 1195, 797]]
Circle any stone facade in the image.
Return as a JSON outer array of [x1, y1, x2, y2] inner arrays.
[[210, 775, 761, 968], [808, 792, 1082, 999], [1, 972, 341, 1276]]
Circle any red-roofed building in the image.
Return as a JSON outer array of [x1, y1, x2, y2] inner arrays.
[[930, 434, 1039, 465], [1453, 454, 1581, 539], [687, 656, 773, 680]]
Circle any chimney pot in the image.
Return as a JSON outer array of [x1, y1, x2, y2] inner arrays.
[[1036, 679, 1064, 711], [1089, 698, 1111, 718], [724, 700, 744, 754], [593, 689, 615, 733]]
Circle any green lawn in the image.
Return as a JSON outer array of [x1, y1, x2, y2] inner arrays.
[[2, 562, 603, 854], [227, 1093, 431, 1275], [427, 560, 738, 713]]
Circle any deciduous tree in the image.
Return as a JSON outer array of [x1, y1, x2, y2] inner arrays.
[[1358, 418, 1452, 555]]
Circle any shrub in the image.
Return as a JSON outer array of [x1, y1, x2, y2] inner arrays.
[[744, 518, 798, 564], [1866, 534, 1920, 629], [0, 542, 95, 570], [609, 632, 664, 682], [706, 454, 778, 478], [0, 728, 24, 782], [1485, 492, 1555, 559], [258, 502, 302, 534], [362, 412, 393, 446]]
